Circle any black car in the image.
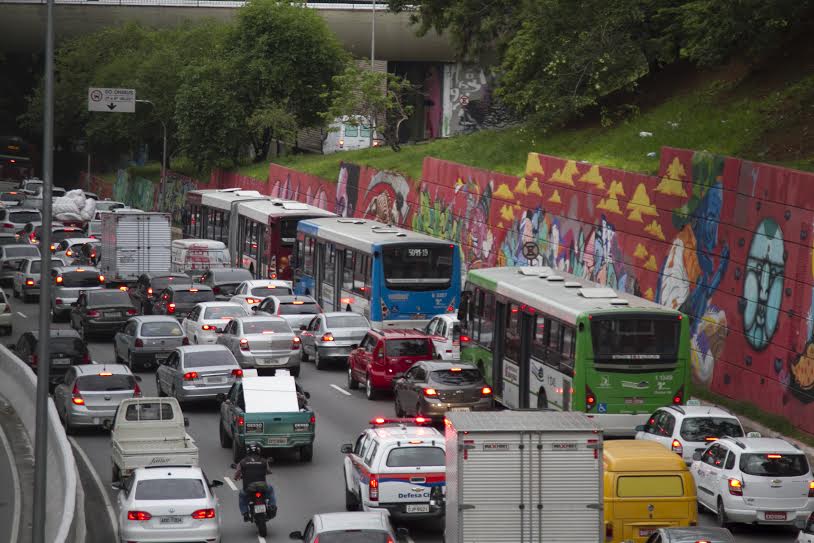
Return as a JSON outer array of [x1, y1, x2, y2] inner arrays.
[[152, 284, 215, 318], [199, 268, 254, 300], [70, 289, 138, 340], [130, 272, 192, 314], [13, 329, 91, 390]]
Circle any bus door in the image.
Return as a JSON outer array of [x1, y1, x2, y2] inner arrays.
[[518, 311, 535, 409], [492, 301, 507, 403], [255, 223, 266, 279], [318, 242, 337, 312]]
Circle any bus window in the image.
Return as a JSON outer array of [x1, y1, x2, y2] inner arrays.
[[342, 249, 354, 291], [532, 317, 547, 362], [324, 243, 335, 286], [548, 319, 562, 352], [479, 292, 495, 349], [561, 326, 575, 375], [505, 304, 522, 362]]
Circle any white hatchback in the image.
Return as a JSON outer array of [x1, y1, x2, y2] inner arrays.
[[691, 436, 814, 528], [181, 302, 248, 345], [420, 313, 465, 361], [116, 465, 223, 543]]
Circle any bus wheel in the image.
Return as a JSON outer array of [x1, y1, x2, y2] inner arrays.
[[537, 388, 548, 409]]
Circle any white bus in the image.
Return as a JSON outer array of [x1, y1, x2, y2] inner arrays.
[[183, 188, 268, 244]]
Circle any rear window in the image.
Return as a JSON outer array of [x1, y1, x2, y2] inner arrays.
[[431, 368, 483, 385], [58, 270, 102, 288], [125, 402, 174, 421], [204, 306, 246, 319], [135, 479, 205, 500], [740, 453, 809, 477], [242, 320, 290, 334], [616, 476, 685, 497], [326, 315, 369, 328], [141, 321, 184, 337], [87, 291, 132, 306], [213, 269, 252, 281], [184, 349, 237, 368], [52, 338, 85, 354], [30, 260, 62, 274], [51, 230, 82, 243], [679, 417, 744, 442], [278, 302, 321, 315], [314, 533, 391, 543], [77, 374, 136, 391], [4, 246, 39, 258], [151, 275, 192, 290], [9, 210, 40, 223], [250, 286, 292, 297], [174, 290, 215, 303], [386, 446, 445, 467], [385, 339, 432, 357]]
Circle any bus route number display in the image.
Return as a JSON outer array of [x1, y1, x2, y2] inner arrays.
[[407, 248, 429, 258]]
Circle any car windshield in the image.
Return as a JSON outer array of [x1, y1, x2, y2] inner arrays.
[[213, 269, 252, 282], [386, 446, 445, 467], [152, 275, 192, 290], [278, 302, 320, 315], [51, 338, 85, 354], [58, 270, 101, 288], [242, 320, 290, 334], [740, 453, 809, 477], [184, 350, 237, 368], [141, 321, 184, 337], [315, 533, 392, 543], [135, 479, 205, 500], [4, 245, 39, 258], [30, 260, 63, 274], [204, 306, 245, 319], [77, 374, 136, 392], [431, 368, 482, 385], [679, 417, 744, 442], [9, 210, 40, 223], [250, 286, 292, 297], [174, 289, 215, 303], [326, 315, 369, 328], [87, 291, 132, 307], [385, 339, 431, 357]]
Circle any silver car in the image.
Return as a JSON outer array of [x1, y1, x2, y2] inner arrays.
[[300, 312, 370, 370], [155, 344, 242, 403], [11, 256, 65, 302], [0, 243, 40, 284], [217, 316, 302, 377], [289, 511, 407, 543], [644, 527, 735, 543], [53, 364, 141, 434], [50, 265, 104, 322], [254, 295, 322, 336], [114, 316, 189, 371]]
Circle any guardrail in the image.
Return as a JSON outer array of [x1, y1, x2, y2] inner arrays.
[[0, 345, 78, 543], [1, 0, 390, 7]]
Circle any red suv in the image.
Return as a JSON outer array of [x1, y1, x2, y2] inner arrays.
[[347, 328, 436, 400]]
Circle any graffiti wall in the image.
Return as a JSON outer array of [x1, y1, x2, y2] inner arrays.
[[113, 169, 156, 211], [441, 63, 517, 137]]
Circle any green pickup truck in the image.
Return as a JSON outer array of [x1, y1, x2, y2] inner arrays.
[[218, 370, 315, 462]]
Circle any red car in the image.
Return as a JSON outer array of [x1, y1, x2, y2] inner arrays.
[[347, 328, 436, 400]]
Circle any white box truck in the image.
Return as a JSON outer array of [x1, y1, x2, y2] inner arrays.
[[100, 211, 172, 286], [444, 411, 604, 543]]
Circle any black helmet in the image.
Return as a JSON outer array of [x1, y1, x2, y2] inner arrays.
[[246, 442, 262, 456]]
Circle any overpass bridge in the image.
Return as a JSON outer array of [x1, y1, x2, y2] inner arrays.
[[0, 0, 455, 61]]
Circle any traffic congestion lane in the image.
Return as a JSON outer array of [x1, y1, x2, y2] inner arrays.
[[2, 292, 801, 543]]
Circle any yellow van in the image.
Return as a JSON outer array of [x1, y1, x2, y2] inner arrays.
[[604, 440, 697, 543]]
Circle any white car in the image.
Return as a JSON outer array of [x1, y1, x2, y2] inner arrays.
[[799, 513, 814, 542], [421, 313, 465, 360], [691, 436, 814, 528], [115, 465, 223, 543], [234, 279, 293, 298], [635, 403, 745, 464], [228, 294, 264, 314], [53, 237, 97, 262], [181, 302, 248, 345]]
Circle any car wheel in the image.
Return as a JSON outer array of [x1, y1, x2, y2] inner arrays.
[[345, 486, 360, 511], [232, 438, 245, 463], [716, 497, 732, 529], [63, 411, 75, 435], [300, 444, 313, 462], [314, 349, 326, 371], [127, 351, 137, 372], [347, 366, 359, 390], [394, 396, 405, 417], [365, 375, 377, 401], [219, 421, 232, 448]]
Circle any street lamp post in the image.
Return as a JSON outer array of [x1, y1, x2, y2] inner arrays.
[[136, 99, 167, 210]]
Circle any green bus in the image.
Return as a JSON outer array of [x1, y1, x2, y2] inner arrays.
[[461, 266, 691, 436]]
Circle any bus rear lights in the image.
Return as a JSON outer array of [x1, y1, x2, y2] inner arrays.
[[671, 439, 683, 455], [585, 385, 596, 410], [728, 478, 743, 496]]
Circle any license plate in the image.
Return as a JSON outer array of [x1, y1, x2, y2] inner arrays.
[[160, 516, 183, 524], [624, 397, 645, 405], [639, 528, 655, 537], [204, 376, 226, 385], [765, 511, 787, 521], [267, 437, 287, 446], [253, 504, 266, 514], [406, 504, 430, 513], [52, 357, 70, 365], [450, 407, 470, 412]]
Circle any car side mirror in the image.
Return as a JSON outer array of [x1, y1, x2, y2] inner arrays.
[[635, 425, 646, 432], [340, 443, 353, 454], [184, 417, 190, 427], [350, 344, 358, 350], [289, 531, 304, 540], [210, 480, 224, 488], [111, 482, 123, 491], [216, 393, 226, 403], [692, 451, 702, 461]]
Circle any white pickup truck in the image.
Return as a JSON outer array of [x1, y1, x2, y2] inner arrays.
[[109, 397, 199, 481]]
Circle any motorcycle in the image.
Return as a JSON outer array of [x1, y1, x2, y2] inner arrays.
[[231, 463, 277, 537]]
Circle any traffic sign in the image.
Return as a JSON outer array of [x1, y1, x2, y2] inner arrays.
[[88, 87, 136, 113], [522, 241, 539, 260]]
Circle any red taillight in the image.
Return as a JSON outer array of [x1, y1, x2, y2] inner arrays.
[[71, 383, 85, 405], [133, 382, 142, 397], [460, 334, 470, 343], [25, 279, 34, 286], [237, 415, 244, 427], [213, 286, 221, 294], [183, 371, 199, 381], [127, 511, 152, 521], [86, 310, 100, 318], [182, 337, 190, 345], [671, 439, 683, 455], [202, 324, 213, 331], [254, 491, 263, 499], [126, 309, 137, 316], [291, 336, 301, 350], [321, 333, 334, 342], [414, 416, 428, 424], [82, 352, 91, 364], [2, 223, 13, 229], [310, 414, 316, 424], [672, 385, 684, 405], [481, 386, 492, 396], [232, 369, 243, 378], [134, 338, 144, 348], [369, 474, 379, 501], [240, 338, 250, 351], [30, 354, 38, 367], [728, 478, 743, 496], [423, 387, 438, 397], [191, 508, 215, 519], [586, 385, 596, 410], [168, 303, 176, 314], [55, 276, 63, 284], [98, 275, 105, 283], [65, 249, 73, 257]]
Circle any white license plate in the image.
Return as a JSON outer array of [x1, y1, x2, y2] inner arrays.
[[253, 504, 266, 514], [204, 376, 226, 385], [639, 528, 655, 537], [405, 504, 430, 513], [267, 437, 287, 446], [160, 516, 183, 524], [764, 511, 787, 521], [450, 407, 470, 412], [52, 357, 71, 365]]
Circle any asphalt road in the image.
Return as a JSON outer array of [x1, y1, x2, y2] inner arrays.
[[4, 292, 803, 543]]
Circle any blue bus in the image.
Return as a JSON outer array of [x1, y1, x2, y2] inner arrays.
[[293, 217, 462, 328]]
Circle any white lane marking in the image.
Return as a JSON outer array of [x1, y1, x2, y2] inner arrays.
[[69, 436, 119, 539], [224, 476, 237, 491], [405, 536, 416, 543], [15, 312, 26, 318], [330, 384, 352, 396], [258, 536, 266, 543], [0, 423, 21, 543]]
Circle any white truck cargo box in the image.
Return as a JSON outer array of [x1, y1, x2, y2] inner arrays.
[[444, 411, 603, 543], [100, 211, 171, 283]]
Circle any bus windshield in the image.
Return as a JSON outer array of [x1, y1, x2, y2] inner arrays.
[[590, 316, 680, 364], [382, 245, 453, 290]]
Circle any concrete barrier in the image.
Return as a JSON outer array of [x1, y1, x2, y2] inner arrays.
[[0, 344, 78, 543]]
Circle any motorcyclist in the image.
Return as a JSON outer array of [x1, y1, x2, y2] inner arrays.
[[233, 442, 275, 522]]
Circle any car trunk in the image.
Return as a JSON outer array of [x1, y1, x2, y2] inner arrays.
[[212, 282, 240, 299], [79, 387, 137, 412], [377, 445, 445, 505], [741, 473, 810, 512], [325, 325, 369, 347], [437, 388, 483, 403], [89, 304, 134, 321], [185, 364, 237, 387], [245, 333, 293, 355], [139, 498, 212, 530], [140, 335, 185, 351], [244, 411, 312, 447]]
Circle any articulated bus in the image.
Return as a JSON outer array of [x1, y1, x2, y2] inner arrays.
[[293, 217, 462, 328], [462, 266, 690, 436], [183, 188, 268, 243], [232, 199, 336, 281]]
